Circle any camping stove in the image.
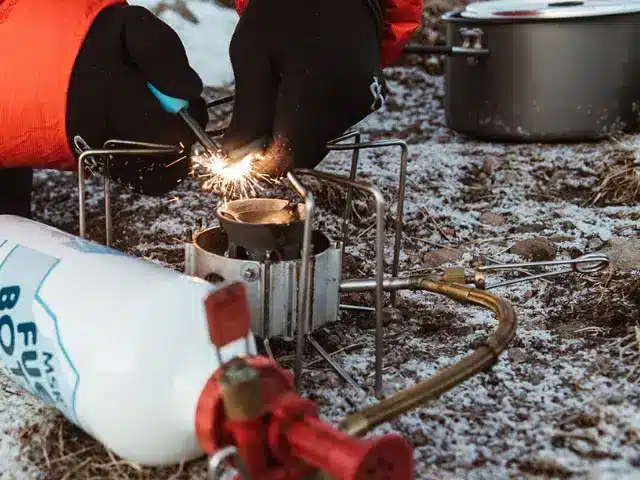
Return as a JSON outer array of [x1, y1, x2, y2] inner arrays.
[[182, 147, 408, 397], [75, 115, 410, 397], [184, 198, 342, 340]]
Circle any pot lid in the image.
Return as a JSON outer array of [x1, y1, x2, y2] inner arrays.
[[460, 0, 640, 19]]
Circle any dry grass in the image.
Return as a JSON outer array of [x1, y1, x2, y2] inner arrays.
[[19, 416, 209, 480], [590, 148, 640, 205], [607, 324, 640, 384], [548, 273, 640, 341]]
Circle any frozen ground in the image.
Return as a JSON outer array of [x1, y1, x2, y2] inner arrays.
[[2, 2, 640, 480]]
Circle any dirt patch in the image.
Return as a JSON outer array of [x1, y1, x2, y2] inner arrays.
[[547, 274, 640, 341]]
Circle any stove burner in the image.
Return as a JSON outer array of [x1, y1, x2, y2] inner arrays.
[[216, 199, 306, 262]]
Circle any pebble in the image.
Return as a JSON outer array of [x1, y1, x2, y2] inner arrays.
[[587, 237, 605, 251], [514, 223, 547, 234], [547, 236, 574, 243], [327, 334, 341, 350], [603, 238, 640, 271], [510, 238, 557, 261], [528, 372, 545, 385], [606, 393, 624, 405], [355, 314, 376, 330], [441, 227, 457, 238], [355, 308, 398, 330], [342, 253, 359, 273], [508, 348, 527, 364], [502, 171, 520, 184], [453, 325, 474, 336], [423, 247, 462, 267], [382, 307, 404, 325], [479, 212, 507, 227], [409, 254, 422, 265], [425, 56, 442, 75], [482, 157, 500, 176], [421, 318, 442, 334]]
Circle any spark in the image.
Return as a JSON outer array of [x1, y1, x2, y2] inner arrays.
[[192, 150, 274, 200]]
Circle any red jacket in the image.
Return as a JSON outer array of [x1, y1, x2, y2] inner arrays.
[[0, 0, 125, 171], [234, 0, 423, 67]]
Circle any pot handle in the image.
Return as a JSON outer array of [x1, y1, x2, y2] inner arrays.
[[402, 44, 490, 57]]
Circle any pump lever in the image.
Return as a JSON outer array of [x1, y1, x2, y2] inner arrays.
[[204, 282, 254, 362]]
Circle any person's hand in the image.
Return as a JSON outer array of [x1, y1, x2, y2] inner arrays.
[[67, 4, 208, 195], [221, 0, 387, 177]]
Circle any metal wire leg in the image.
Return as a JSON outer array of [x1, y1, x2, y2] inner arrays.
[[326, 131, 362, 265], [306, 334, 364, 396], [326, 137, 409, 307], [286, 172, 315, 391], [76, 139, 181, 246], [288, 169, 386, 398]]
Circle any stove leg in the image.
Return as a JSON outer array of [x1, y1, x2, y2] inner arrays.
[[326, 137, 408, 307], [391, 141, 409, 307], [287, 169, 386, 398], [307, 334, 365, 396], [263, 338, 275, 363]]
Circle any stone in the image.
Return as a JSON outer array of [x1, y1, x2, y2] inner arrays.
[[453, 325, 474, 336], [510, 238, 557, 261], [425, 56, 443, 76], [508, 348, 527, 364], [441, 227, 457, 238], [482, 157, 500, 176], [342, 254, 359, 274], [602, 238, 640, 272], [355, 308, 396, 330], [547, 236, 574, 243], [422, 247, 463, 268], [503, 171, 520, 184], [514, 224, 547, 234], [409, 254, 422, 265], [606, 394, 624, 405], [382, 307, 404, 325], [355, 314, 375, 330], [479, 212, 507, 227], [587, 237, 605, 251]]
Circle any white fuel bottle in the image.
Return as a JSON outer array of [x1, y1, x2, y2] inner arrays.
[[0, 215, 256, 466]]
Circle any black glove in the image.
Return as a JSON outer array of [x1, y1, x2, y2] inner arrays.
[[0, 168, 33, 218], [66, 5, 208, 196], [221, 0, 386, 177]]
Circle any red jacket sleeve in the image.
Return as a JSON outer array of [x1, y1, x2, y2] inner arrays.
[[379, 0, 423, 67], [0, 0, 126, 170], [234, 0, 422, 67]]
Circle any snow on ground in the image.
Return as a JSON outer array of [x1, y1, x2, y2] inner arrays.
[[2, 2, 640, 479]]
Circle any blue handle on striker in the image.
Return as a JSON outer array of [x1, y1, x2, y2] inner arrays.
[[147, 83, 189, 114]]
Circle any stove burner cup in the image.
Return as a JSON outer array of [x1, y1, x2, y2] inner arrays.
[[215, 199, 307, 262]]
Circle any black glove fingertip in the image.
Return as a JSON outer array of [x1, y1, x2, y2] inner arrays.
[[122, 5, 203, 99]]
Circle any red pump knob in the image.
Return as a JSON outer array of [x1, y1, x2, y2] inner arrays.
[[287, 418, 413, 480], [268, 393, 414, 480]]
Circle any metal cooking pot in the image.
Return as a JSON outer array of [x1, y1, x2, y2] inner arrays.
[[404, 0, 640, 141]]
